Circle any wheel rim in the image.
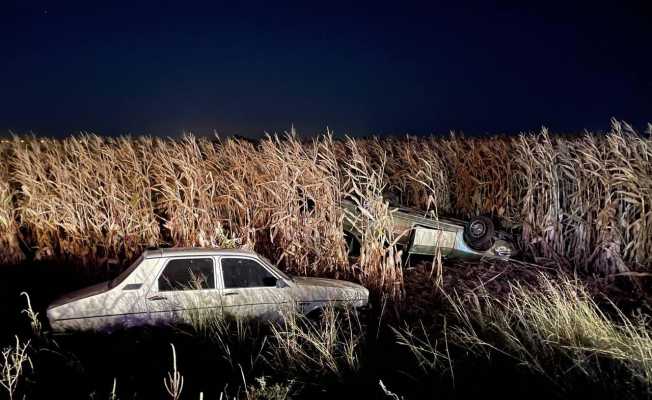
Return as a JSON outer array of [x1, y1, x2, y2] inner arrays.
[[469, 220, 486, 238]]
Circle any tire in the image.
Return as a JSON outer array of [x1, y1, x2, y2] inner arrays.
[[344, 231, 361, 258], [463, 216, 495, 251], [306, 307, 325, 322]]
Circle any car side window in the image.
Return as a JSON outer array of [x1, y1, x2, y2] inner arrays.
[[221, 258, 276, 289], [158, 258, 215, 291]]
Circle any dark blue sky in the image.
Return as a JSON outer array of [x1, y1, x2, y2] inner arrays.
[[1, 1, 651, 137]]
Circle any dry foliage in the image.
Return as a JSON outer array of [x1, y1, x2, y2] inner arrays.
[[0, 141, 23, 264], [448, 274, 652, 392], [341, 138, 405, 298], [0, 336, 32, 400], [11, 135, 160, 263], [269, 304, 363, 379], [0, 120, 650, 290], [151, 131, 349, 278], [513, 121, 652, 273]]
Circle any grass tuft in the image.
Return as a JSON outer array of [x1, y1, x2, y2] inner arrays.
[[447, 273, 652, 394]]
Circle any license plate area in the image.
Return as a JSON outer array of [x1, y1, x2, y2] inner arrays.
[[409, 226, 457, 255]]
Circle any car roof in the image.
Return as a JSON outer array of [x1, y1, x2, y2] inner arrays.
[[142, 247, 259, 259]]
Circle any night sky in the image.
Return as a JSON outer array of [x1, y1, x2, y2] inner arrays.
[[1, 1, 651, 138]]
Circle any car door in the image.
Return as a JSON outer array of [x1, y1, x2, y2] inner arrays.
[[145, 256, 222, 326], [218, 256, 293, 320]]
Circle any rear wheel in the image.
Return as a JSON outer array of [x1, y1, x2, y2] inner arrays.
[[463, 216, 495, 251], [344, 231, 361, 258]]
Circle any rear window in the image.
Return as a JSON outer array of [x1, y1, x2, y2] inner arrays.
[[158, 258, 215, 291]]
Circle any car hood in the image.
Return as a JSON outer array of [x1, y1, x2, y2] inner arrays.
[[48, 281, 110, 309], [290, 276, 369, 303]]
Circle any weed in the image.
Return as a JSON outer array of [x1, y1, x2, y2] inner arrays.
[[0, 336, 32, 400], [20, 292, 41, 336], [164, 343, 184, 400], [268, 304, 364, 380]]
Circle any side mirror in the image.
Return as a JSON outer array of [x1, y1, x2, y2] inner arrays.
[[262, 276, 278, 287]]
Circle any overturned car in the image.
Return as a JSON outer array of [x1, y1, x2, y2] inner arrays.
[[342, 199, 517, 260]]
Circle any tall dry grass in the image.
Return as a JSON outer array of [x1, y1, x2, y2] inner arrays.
[[377, 121, 651, 275], [437, 135, 516, 220], [0, 120, 650, 284], [0, 141, 23, 264], [251, 133, 348, 276], [447, 274, 652, 394], [341, 138, 405, 298], [268, 304, 363, 380], [150, 135, 234, 248], [11, 135, 160, 263], [151, 132, 349, 278], [513, 121, 652, 273]]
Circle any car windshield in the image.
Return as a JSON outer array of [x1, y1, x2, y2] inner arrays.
[[109, 255, 144, 288], [260, 255, 293, 281]]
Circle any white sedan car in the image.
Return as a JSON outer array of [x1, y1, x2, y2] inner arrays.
[[47, 248, 369, 332]]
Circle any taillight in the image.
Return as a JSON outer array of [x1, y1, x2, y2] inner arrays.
[[494, 245, 512, 257]]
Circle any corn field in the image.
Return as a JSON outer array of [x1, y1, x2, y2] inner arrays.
[[0, 120, 650, 297]]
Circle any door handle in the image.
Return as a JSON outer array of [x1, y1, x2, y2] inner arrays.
[[147, 295, 167, 301], [223, 292, 238, 296]]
